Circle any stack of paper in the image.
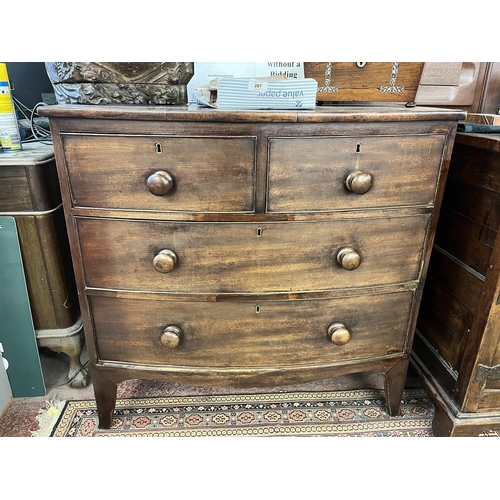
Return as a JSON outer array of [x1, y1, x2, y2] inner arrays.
[[195, 76, 318, 110]]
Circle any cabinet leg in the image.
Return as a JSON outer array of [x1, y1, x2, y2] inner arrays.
[[384, 358, 409, 417], [64, 332, 90, 388], [90, 365, 117, 429]]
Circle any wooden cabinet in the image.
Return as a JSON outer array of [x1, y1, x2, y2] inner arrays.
[[413, 132, 500, 436], [39, 104, 464, 429], [0, 143, 88, 388], [0, 143, 78, 330]]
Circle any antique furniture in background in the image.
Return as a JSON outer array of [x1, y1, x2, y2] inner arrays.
[[413, 131, 500, 436], [40, 104, 464, 428], [304, 62, 424, 104], [304, 62, 500, 113], [415, 62, 500, 113], [0, 143, 88, 388]]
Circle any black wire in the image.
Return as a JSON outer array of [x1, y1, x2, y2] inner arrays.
[[11, 96, 52, 143], [45, 360, 90, 388]]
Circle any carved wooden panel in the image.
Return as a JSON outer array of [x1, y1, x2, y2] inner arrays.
[[45, 62, 193, 105]]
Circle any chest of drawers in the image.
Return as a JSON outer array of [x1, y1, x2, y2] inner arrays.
[[40, 104, 464, 429]]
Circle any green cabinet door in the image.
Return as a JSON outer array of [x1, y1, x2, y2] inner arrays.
[[0, 216, 45, 397]]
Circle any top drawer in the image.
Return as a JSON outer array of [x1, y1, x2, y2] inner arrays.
[[60, 134, 256, 213], [267, 134, 446, 212]]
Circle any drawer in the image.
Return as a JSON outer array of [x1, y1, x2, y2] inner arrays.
[[91, 290, 413, 367], [60, 134, 256, 213], [77, 216, 428, 293], [267, 134, 446, 212]]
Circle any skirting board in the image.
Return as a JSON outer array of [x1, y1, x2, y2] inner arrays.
[[410, 352, 500, 437]]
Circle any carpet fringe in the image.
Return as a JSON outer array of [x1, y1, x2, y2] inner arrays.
[[31, 398, 66, 437]]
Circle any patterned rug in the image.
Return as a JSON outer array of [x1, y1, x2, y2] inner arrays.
[[49, 388, 435, 437]]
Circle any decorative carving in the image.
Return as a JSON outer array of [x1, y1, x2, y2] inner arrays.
[[45, 62, 193, 105], [52, 82, 188, 105], [45, 62, 194, 85]]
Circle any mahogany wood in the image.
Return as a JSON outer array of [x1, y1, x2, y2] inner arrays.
[[15, 213, 79, 329], [0, 143, 79, 330], [61, 134, 256, 212], [413, 132, 500, 436], [0, 145, 61, 212], [76, 216, 428, 294], [304, 62, 424, 103], [39, 104, 463, 429], [91, 291, 412, 366], [267, 134, 445, 213]]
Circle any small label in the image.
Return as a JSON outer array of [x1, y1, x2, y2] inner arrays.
[[249, 81, 268, 92]]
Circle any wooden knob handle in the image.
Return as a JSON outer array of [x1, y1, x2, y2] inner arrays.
[[336, 247, 361, 270], [328, 322, 351, 346], [147, 170, 174, 196], [160, 325, 182, 348], [153, 249, 177, 273], [345, 171, 372, 194]]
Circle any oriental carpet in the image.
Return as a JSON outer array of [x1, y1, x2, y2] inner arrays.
[[48, 388, 435, 437]]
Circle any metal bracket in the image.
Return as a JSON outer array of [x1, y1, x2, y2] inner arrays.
[[475, 364, 500, 381]]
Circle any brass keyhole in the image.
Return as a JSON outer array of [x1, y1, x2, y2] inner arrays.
[[356, 143, 361, 153], [255, 306, 261, 314], [155, 143, 163, 154], [257, 228, 263, 237]]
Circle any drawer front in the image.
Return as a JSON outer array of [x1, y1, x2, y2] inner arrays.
[[92, 291, 413, 367], [77, 216, 428, 293], [267, 134, 445, 212], [61, 134, 256, 213], [0, 167, 32, 211]]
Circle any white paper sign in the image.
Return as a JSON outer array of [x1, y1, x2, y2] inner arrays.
[[187, 62, 304, 104]]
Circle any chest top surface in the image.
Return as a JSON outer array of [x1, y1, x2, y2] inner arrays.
[[38, 103, 466, 124]]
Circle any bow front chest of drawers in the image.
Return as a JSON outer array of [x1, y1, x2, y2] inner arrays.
[[39, 104, 464, 428]]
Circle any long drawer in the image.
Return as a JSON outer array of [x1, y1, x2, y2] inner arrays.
[[60, 134, 257, 213], [267, 134, 446, 212], [91, 290, 413, 367], [77, 216, 429, 293]]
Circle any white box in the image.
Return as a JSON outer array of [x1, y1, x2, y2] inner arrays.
[[195, 76, 318, 110]]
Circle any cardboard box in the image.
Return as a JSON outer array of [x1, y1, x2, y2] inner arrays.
[[195, 76, 318, 110]]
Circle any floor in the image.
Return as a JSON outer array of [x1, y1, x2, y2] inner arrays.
[[0, 342, 423, 437]]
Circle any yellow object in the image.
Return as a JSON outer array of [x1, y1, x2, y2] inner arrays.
[[0, 63, 22, 150]]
